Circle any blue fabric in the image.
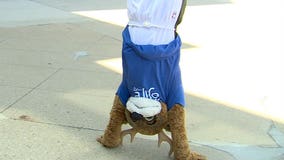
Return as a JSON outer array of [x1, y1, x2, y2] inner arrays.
[[116, 26, 185, 110]]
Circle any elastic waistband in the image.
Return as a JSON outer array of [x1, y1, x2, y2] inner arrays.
[[128, 21, 175, 31], [122, 26, 181, 61]]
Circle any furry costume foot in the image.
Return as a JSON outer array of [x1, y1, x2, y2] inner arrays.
[[168, 105, 206, 160], [97, 97, 207, 159], [97, 96, 126, 148]]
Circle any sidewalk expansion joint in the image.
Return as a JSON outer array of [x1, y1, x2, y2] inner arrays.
[[191, 141, 237, 160], [12, 115, 104, 132], [0, 39, 6, 44], [268, 121, 284, 147], [28, 0, 66, 12], [1, 68, 62, 113]]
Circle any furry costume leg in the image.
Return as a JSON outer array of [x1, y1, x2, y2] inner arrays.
[[97, 95, 127, 148], [168, 105, 206, 160]]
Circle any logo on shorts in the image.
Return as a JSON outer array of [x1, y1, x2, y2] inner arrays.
[[133, 87, 160, 101]]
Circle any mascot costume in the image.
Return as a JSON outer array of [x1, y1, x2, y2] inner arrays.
[[97, 0, 207, 159]]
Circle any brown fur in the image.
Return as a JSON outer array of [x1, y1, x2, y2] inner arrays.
[[96, 96, 127, 148], [97, 95, 206, 160], [168, 105, 206, 160]]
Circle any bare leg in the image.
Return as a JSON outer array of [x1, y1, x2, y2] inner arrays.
[[97, 95, 127, 148], [168, 105, 206, 160]]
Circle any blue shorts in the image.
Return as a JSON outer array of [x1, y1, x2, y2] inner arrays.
[[117, 26, 185, 110]]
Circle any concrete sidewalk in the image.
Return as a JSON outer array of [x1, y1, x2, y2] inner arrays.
[[1, 0, 284, 160]]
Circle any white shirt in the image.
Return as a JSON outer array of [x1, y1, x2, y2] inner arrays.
[[127, 0, 183, 45]]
